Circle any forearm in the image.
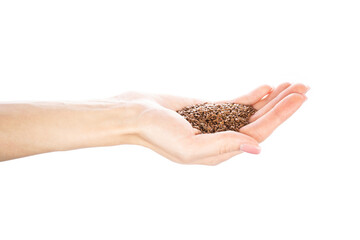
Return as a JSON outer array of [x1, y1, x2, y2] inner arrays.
[[0, 100, 143, 161]]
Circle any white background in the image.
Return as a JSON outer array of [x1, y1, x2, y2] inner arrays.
[[1, 0, 359, 239]]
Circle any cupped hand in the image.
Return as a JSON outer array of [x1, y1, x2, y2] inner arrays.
[[117, 83, 309, 165]]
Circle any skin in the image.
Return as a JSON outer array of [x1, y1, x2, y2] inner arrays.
[[0, 83, 309, 165]]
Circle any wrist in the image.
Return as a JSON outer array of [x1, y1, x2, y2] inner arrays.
[[34, 100, 146, 152], [74, 99, 146, 149]]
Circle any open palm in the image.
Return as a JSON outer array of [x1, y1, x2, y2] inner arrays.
[[117, 83, 309, 165]]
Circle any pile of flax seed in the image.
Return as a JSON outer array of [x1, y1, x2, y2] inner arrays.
[[176, 102, 257, 134]]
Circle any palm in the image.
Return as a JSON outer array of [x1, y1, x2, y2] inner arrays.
[[118, 83, 308, 165]]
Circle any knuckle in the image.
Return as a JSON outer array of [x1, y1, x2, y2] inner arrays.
[[280, 82, 291, 88], [203, 158, 221, 166], [290, 83, 308, 93], [241, 95, 251, 103], [260, 84, 273, 91], [178, 151, 195, 163], [288, 93, 307, 105], [272, 105, 286, 125], [249, 128, 264, 143], [218, 143, 232, 155], [284, 92, 305, 103], [119, 91, 141, 100], [207, 161, 220, 166]]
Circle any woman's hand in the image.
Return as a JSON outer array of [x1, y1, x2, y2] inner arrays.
[[116, 83, 309, 165], [0, 83, 308, 163]]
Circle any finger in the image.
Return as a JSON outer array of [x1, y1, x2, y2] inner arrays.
[[187, 131, 260, 160], [193, 142, 263, 165], [253, 82, 291, 109], [240, 93, 307, 142], [217, 85, 273, 105], [251, 83, 310, 122]]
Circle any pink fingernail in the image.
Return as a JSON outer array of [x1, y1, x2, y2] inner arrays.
[[240, 144, 261, 154]]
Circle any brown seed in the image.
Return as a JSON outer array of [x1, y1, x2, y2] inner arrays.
[[176, 102, 257, 134]]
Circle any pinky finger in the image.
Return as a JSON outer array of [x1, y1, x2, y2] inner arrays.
[[192, 145, 261, 166]]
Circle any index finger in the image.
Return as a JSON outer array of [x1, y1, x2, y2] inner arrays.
[[216, 85, 273, 105]]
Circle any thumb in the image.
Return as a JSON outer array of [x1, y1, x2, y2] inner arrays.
[[190, 131, 261, 159]]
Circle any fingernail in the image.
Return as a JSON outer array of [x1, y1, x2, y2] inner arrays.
[[240, 144, 261, 154], [306, 86, 311, 92]]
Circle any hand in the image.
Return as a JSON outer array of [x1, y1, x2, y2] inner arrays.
[[117, 83, 309, 165]]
